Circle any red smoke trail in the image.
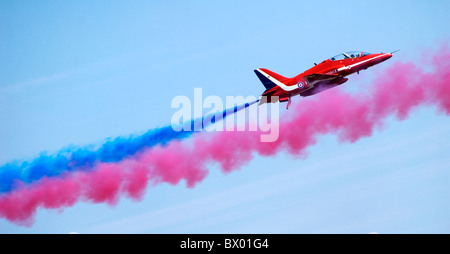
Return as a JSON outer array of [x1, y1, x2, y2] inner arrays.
[[1, 45, 449, 226]]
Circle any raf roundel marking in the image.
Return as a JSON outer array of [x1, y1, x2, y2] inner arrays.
[[297, 81, 304, 89]]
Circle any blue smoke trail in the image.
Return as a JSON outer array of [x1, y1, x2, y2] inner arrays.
[[0, 125, 192, 193], [0, 99, 259, 193]]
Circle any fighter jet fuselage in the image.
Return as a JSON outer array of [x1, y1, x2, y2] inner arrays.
[[255, 51, 393, 109]]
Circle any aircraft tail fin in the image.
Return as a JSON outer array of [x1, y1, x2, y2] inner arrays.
[[254, 68, 288, 90]]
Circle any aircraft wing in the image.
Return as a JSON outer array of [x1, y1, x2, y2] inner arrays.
[[303, 73, 340, 83], [300, 74, 348, 97]]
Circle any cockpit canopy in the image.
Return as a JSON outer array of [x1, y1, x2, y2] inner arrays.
[[330, 51, 371, 61]]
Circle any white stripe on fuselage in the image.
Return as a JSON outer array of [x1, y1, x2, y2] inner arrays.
[[256, 68, 298, 91], [337, 53, 389, 72]]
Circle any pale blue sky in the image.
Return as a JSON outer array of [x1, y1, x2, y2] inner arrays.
[[0, 0, 449, 233]]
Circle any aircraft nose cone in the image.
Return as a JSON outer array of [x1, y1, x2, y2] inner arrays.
[[379, 53, 392, 63]]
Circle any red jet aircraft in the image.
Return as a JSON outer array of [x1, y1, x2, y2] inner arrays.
[[255, 51, 394, 109]]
